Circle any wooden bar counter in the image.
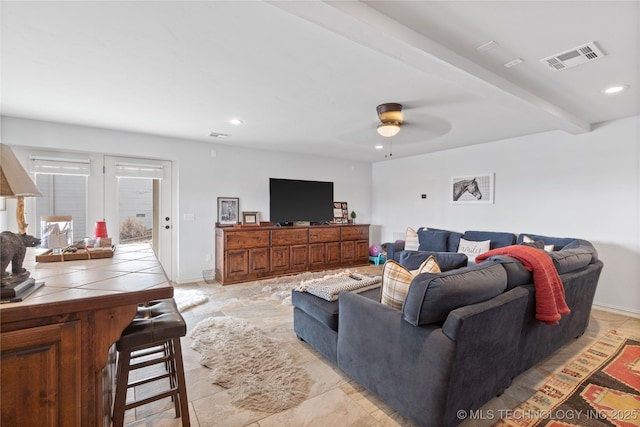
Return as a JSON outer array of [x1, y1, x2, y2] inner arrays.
[[0, 244, 174, 427]]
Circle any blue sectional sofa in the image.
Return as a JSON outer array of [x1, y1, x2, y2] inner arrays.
[[386, 227, 518, 263], [292, 229, 603, 427]]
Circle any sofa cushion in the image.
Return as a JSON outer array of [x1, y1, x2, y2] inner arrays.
[[517, 234, 598, 262], [292, 287, 380, 332], [464, 230, 517, 249], [291, 289, 341, 331], [381, 258, 440, 310], [404, 227, 420, 251], [485, 255, 533, 290], [398, 250, 469, 272], [403, 262, 508, 326], [548, 249, 593, 274], [428, 227, 463, 252], [562, 239, 599, 261], [457, 238, 490, 263], [516, 233, 575, 250], [417, 229, 449, 252]]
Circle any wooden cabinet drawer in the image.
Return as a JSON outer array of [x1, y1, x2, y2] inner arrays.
[[225, 230, 270, 249], [309, 227, 340, 243], [271, 228, 308, 245], [341, 226, 369, 240]]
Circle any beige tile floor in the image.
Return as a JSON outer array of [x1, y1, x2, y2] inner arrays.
[[123, 264, 640, 427]]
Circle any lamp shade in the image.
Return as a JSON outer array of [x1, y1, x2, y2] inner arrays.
[[377, 123, 401, 138], [0, 143, 42, 197]]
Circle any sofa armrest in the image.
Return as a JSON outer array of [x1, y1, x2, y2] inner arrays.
[[439, 286, 529, 426], [384, 241, 405, 262], [442, 286, 529, 341]]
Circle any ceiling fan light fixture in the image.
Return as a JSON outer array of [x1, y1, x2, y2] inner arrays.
[[377, 122, 401, 137], [376, 103, 403, 137]]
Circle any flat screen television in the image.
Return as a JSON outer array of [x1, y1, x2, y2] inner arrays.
[[269, 178, 334, 225]]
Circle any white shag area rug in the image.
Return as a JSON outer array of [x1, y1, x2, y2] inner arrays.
[[190, 316, 310, 413], [173, 288, 208, 312]]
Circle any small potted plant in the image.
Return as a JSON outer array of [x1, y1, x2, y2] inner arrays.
[[350, 210, 357, 224]]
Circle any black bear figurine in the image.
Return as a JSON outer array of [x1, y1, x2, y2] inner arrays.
[[1, 231, 41, 281]]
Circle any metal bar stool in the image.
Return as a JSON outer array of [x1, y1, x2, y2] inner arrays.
[[112, 298, 190, 427]]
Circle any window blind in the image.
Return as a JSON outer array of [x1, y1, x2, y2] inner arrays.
[[114, 162, 164, 179], [31, 158, 91, 176]]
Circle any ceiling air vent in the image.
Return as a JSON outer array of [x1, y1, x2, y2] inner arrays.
[[209, 132, 230, 139], [540, 42, 605, 72]]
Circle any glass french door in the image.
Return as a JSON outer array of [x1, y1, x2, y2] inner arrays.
[[104, 156, 173, 279]]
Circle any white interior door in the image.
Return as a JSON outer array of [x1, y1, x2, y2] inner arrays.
[[104, 156, 173, 279]]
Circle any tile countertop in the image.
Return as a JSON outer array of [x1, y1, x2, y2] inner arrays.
[[0, 243, 174, 324]]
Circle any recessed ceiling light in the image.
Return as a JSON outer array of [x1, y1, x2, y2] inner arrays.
[[229, 118, 243, 125], [603, 85, 629, 94], [375, 145, 383, 150], [476, 40, 499, 52], [504, 58, 524, 68]]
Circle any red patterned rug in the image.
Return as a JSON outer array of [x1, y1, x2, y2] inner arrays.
[[494, 330, 640, 427]]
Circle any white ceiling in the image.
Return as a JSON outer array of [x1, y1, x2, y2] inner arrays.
[[1, 1, 638, 162]]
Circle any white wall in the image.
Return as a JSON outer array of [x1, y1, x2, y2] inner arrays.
[[1, 116, 373, 283], [372, 115, 640, 316], [4, 115, 638, 315]]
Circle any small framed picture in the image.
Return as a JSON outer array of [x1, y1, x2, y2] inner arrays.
[[217, 197, 239, 225], [451, 174, 494, 204], [242, 211, 260, 225], [334, 201, 348, 223]]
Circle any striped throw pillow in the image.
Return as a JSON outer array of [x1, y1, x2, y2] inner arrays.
[[405, 227, 419, 251]]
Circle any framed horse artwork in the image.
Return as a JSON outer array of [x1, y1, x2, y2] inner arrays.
[[451, 174, 494, 204]]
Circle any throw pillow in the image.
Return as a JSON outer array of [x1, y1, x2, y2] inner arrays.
[[417, 255, 441, 275], [520, 239, 544, 250], [380, 257, 441, 310], [417, 229, 448, 252], [404, 227, 419, 251], [522, 235, 554, 252], [381, 261, 414, 310], [457, 238, 490, 263]]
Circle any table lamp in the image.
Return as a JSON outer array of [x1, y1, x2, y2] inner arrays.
[[1, 143, 42, 233], [1, 143, 42, 294]]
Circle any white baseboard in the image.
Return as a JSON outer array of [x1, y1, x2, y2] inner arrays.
[[592, 302, 640, 319]]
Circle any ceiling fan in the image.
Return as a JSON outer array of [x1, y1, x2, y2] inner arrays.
[[334, 102, 450, 157], [376, 103, 403, 137]]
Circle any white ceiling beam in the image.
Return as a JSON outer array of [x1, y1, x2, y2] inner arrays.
[[271, 0, 591, 134]]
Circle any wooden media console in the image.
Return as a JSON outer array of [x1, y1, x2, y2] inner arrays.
[[215, 224, 370, 285]]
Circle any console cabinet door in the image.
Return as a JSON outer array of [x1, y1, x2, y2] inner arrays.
[[341, 241, 355, 262], [249, 248, 270, 274], [1, 321, 81, 427], [290, 245, 308, 270], [356, 240, 370, 262], [326, 242, 341, 265], [309, 243, 326, 267], [271, 246, 290, 272], [226, 249, 249, 277]]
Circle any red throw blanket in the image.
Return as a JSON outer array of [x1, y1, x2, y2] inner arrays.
[[475, 245, 570, 325]]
